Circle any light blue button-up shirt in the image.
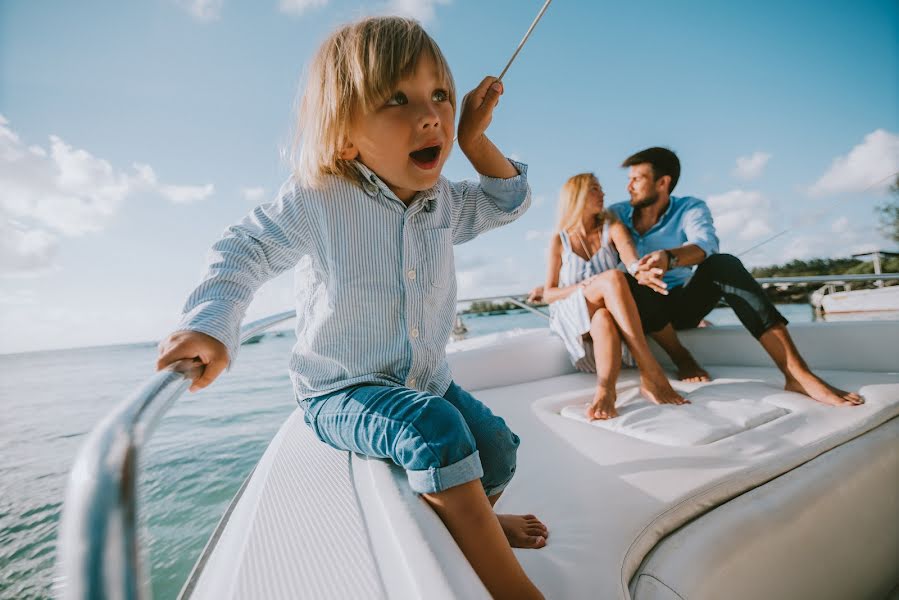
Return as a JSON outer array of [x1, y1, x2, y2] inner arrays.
[[607, 196, 719, 289], [178, 160, 530, 400]]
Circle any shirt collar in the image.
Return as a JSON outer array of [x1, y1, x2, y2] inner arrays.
[[352, 161, 439, 210]]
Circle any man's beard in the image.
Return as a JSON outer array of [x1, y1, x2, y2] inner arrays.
[[630, 190, 658, 208]]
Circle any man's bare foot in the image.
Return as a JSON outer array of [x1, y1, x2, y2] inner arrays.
[[785, 373, 864, 406], [669, 349, 711, 383], [641, 377, 689, 406], [497, 514, 548, 549], [586, 385, 618, 420]]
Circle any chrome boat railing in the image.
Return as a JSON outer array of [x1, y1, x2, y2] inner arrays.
[[55, 273, 898, 598], [55, 310, 296, 600]]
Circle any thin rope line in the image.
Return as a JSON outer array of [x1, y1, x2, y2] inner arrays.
[[737, 169, 899, 257]]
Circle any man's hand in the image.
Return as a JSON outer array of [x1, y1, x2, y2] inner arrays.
[[636, 249, 670, 273], [634, 266, 668, 295], [156, 330, 229, 392]]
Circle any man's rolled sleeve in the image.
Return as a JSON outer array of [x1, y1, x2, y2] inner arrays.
[[682, 200, 719, 258]]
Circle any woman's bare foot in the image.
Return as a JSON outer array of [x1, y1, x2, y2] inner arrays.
[[641, 377, 689, 406], [497, 514, 548, 548], [586, 385, 618, 420], [669, 349, 711, 382], [784, 372, 864, 406]]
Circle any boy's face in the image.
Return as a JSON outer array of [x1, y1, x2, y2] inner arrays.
[[341, 54, 455, 203]]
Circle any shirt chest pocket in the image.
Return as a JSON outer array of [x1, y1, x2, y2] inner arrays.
[[423, 227, 454, 289]]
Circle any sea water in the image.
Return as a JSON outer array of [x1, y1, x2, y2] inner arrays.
[[0, 303, 860, 598]]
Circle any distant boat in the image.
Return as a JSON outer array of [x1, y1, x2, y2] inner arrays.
[[812, 285, 899, 313], [811, 250, 899, 314], [241, 333, 265, 345], [450, 315, 468, 341]]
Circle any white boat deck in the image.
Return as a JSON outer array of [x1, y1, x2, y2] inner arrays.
[[185, 322, 899, 600]]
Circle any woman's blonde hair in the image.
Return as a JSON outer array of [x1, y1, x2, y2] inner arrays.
[[292, 17, 456, 187], [556, 172, 609, 232]]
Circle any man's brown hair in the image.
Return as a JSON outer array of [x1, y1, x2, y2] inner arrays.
[[622, 147, 681, 194]]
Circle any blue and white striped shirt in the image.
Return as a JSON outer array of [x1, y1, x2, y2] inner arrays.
[[178, 160, 530, 400]]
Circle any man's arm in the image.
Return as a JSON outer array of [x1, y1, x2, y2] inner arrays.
[[636, 199, 719, 273]]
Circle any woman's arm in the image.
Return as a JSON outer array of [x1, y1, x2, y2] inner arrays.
[[609, 220, 639, 267], [541, 235, 582, 304]]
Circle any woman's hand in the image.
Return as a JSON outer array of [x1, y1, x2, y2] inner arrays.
[[157, 330, 229, 392], [527, 285, 545, 304]]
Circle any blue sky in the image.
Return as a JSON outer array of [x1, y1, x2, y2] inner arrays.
[[1, 0, 897, 353]]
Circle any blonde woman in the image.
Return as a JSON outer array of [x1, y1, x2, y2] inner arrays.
[[540, 173, 686, 420]]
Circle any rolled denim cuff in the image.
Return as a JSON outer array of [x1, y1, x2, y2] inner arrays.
[[406, 450, 484, 494], [483, 478, 512, 498]]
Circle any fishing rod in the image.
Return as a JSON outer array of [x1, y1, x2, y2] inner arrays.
[[497, 0, 553, 83], [454, 0, 552, 142]]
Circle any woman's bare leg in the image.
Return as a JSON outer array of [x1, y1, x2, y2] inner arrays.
[[587, 308, 621, 420], [424, 481, 544, 600], [583, 271, 686, 406]]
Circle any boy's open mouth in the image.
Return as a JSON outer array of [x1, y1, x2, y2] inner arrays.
[[409, 145, 441, 169]]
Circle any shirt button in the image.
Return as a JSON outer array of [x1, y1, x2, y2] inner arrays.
[[410, 328, 419, 338], [407, 269, 416, 281], [407, 377, 417, 388], [364, 182, 377, 194]]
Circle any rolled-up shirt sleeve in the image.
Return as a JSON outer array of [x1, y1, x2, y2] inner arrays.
[[682, 200, 719, 258], [450, 159, 531, 244], [177, 183, 310, 363]]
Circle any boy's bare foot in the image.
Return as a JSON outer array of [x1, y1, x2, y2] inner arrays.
[[784, 372, 864, 406], [586, 386, 618, 420], [497, 514, 548, 549], [641, 378, 689, 406], [669, 349, 711, 383]]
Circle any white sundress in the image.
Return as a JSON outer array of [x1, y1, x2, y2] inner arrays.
[[548, 224, 633, 372]]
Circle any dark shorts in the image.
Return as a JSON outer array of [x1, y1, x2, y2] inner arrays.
[[625, 254, 788, 338]]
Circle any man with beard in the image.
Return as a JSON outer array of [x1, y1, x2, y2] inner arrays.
[[608, 146, 864, 407]]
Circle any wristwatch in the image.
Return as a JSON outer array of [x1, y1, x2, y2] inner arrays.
[[665, 249, 679, 269], [627, 260, 639, 275]]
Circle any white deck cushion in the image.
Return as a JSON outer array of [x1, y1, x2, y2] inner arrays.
[[558, 382, 790, 446]]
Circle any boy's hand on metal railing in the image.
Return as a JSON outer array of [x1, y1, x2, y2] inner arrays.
[[156, 330, 229, 392]]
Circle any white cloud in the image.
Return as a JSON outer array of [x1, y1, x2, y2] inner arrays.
[[0, 220, 58, 274], [809, 129, 899, 196], [160, 183, 215, 204], [242, 186, 266, 202], [0, 114, 213, 274], [382, 0, 450, 22], [705, 189, 773, 243], [732, 151, 771, 180], [525, 229, 552, 242], [279, 0, 328, 16], [456, 255, 536, 299], [180, 0, 223, 21], [831, 216, 850, 234]]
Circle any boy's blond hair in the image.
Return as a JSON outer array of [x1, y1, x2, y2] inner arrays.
[[556, 173, 612, 233], [292, 16, 456, 187]]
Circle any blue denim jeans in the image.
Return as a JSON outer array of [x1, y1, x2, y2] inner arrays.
[[299, 381, 519, 495]]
